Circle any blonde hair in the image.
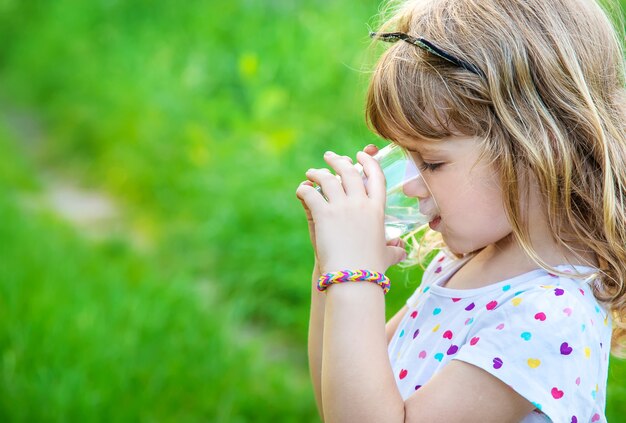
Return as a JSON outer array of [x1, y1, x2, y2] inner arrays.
[[365, 0, 626, 358]]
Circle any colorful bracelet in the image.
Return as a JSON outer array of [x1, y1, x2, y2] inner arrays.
[[317, 270, 391, 295]]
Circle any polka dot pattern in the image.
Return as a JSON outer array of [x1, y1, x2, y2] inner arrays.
[[389, 252, 612, 423]]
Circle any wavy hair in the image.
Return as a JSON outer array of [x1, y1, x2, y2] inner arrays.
[[365, 0, 626, 358]]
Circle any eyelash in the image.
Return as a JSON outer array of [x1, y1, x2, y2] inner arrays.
[[418, 162, 443, 172], [404, 148, 444, 172]]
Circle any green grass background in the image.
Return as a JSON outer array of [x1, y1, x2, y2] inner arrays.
[[0, 0, 624, 421]]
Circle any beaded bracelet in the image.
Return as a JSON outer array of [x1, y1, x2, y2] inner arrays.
[[317, 270, 391, 295]]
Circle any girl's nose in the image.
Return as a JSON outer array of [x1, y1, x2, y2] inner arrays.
[[401, 160, 431, 199], [402, 175, 431, 199]]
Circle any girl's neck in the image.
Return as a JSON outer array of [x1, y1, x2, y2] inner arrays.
[[445, 237, 597, 291], [479, 232, 598, 274]]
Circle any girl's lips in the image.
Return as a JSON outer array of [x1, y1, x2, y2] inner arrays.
[[429, 216, 441, 230]]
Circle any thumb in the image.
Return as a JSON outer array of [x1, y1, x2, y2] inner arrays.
[[385, 246, 408, 267]]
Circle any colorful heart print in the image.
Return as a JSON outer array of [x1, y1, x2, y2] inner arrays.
[[560, 342, 573, 355], [551, 387, 564, 399], [527, 358, 541, 368], [447, 345, 459, 355]]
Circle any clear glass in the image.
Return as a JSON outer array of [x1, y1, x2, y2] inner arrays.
[[315, 143, 438, 240]]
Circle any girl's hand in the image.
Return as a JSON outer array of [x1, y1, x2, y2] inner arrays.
[[296, 147, 407, 275], [297, 145, 379, 264]]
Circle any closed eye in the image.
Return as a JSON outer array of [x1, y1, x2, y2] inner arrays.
[[418, 161, 443, 172], [404, 148, 444, 172]]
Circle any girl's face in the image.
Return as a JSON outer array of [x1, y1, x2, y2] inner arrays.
[[402, 135, 513, 255]]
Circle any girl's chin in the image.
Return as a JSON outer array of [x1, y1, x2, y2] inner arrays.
[[441, 235, 488, 257]]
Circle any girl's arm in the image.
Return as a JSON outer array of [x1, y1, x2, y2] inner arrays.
[[307, 261, 326, 421], [310, 272, 407, 422], [311, 280, 407, 422], [305, 145, 382, 422], [297, 150, 407, 422], [322, 283, 405, 422]]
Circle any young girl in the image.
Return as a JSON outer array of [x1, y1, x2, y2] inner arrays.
[[296, 0, 626, 421]]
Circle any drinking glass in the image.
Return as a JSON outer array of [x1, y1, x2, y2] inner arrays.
[[316, 143, 438, 240]]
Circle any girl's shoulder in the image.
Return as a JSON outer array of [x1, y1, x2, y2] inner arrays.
[[486, 267, 612, 333], [513, 266, 602, 304]]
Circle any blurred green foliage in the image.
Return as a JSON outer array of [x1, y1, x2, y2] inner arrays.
[[0, 0, 624, 421]]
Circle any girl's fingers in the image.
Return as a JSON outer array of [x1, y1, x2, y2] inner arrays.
[[385, 245, 408, 266], [296, 180, 326, 214], [297, 181, 315, 215], [357, 150, 386, 202], [363, 144, 379, 156], [323, 151, 367, 197], [386, 237, 405, 249], [304, 167, 345, 201]]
